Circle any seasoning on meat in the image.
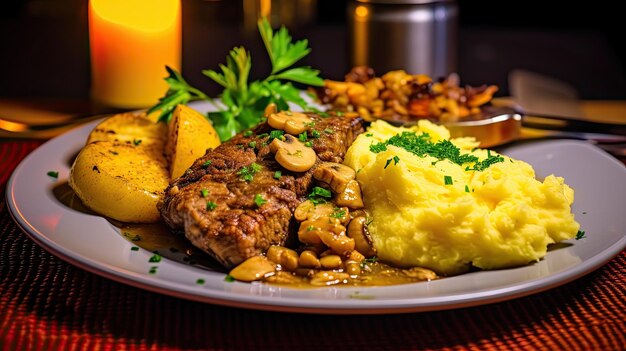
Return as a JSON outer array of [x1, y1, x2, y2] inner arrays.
[[158, 113, 364, 268]]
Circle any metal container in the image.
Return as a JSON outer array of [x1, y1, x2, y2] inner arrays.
[[348, 0, 458, 79]]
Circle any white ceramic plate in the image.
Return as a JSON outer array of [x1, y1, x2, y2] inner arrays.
[[6, 104, 626, 314]]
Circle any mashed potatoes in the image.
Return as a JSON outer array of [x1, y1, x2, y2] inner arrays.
[[344, 120, 580, 276]]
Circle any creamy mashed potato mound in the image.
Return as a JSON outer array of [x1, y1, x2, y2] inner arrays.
[[344, 120, 580, 275]]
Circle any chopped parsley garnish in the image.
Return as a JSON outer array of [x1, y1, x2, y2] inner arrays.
[[330, 209, 346, 219], [254, 194, 267, 207], [248, 141, 257, 148], [465, 185, 470, 193], [575, 230, 586, 240], [46, 171, 59, 178], [465, 153, 505, 172], [310, 130, 321, 138], [360, 256, 378, 268], [444, 175, 453, 185], [200, 189, 209, 197], [149, 254, 162, 263], [365, 133, 373, 137], [238, 162, 262, 182], [384, 155, 400, 169], [243, 130, 254, 137], [304, 141, 313, 147], [273, 170, 282, 179], [206, 201, 218, 211], [298, 132, 308, 142], [224, 275, 236, 282], [149, 266, 158, 274], [131, 246, 139, 251], [196, 278, 206, 285], [133, 139, 142, 146], [308, 186, 332, 204], [370, 131, 504, 171], [269, 130, 285, 141], [202, 160, 212, 167]]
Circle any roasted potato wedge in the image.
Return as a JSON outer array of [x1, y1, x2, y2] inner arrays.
[[165, 104, 221, 179], [87, 112, 167, 158], [69, 141, 169, 223]]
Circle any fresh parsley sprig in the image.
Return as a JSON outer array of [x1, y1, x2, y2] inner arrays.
[[149, 17, 324, 141], [148, 66, 210, 123]]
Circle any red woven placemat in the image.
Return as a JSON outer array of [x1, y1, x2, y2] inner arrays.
[[1, 140, 625, 351]]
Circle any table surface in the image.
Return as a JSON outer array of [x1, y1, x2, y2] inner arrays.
[[1, 104, 625, 351]]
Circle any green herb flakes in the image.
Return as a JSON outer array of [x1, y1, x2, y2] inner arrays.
[[308, 186, 332, 204], [133, 139, 142, 146], [269, 130, 285, 141], [196, 278, 206, 285], [576, 230, 586, 240], [131, 246, 139, 251], [243, 130, 254, 137], [224, 275, 236, 282], [384, 156, 400, 169], [444, 175, 453, 185], [238, 162, 262, 182], [149, 254, 162, 263], [206, 201, 218, 211], [202, 160, 212, 167], [370, 131, 504, 171], [273, 170, 282, 179], [330, 209, 346, 219], [47, 171, 59, 178], [254, 194, 267, 207], [200, 189, 209, 197]]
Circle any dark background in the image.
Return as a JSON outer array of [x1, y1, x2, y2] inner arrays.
[[1, 0, 625, 101]]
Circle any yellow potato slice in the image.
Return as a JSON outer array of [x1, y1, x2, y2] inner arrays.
[[87, 112, 167, 158], [166, 104, 221, 179], [69, 141, 169, 223]]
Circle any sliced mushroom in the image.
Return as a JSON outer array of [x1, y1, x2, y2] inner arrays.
[[335, 179, 364, 208], [298, 250, 321, 268], [269, 134, 317, 172], [228, 256, 277, 282], [264, 103, 277, 117], [313, 162, 356, 193], [267, 111, 313, 135], [266, 245, 299, 272], [347, 216, 377, 258], [299, 217, 355, 256], [294, 201, 348, 223]]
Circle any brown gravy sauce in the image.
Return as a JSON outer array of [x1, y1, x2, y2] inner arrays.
[[54, 182, 438, 288]]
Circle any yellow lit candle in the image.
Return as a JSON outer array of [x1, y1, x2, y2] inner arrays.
[[89, 0, 181, 108]]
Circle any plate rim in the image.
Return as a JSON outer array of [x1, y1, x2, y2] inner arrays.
[[6, 113, 626, 314]]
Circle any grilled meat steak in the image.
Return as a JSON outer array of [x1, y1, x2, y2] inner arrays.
[[159, 113, 364, 268]]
